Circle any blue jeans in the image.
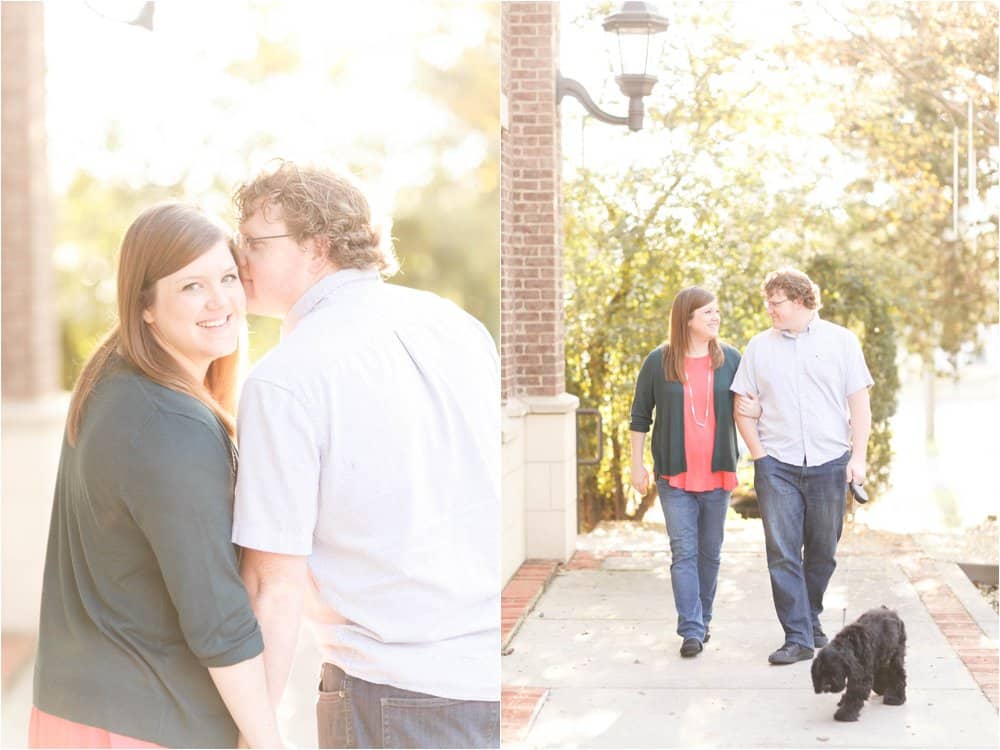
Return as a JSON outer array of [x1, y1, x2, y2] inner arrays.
[[656, 481, 731, 640], [317, 663, 500, 748], [753, 451, 849, 648]]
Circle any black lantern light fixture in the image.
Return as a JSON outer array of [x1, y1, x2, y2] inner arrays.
[[557, 1, 669, 132]]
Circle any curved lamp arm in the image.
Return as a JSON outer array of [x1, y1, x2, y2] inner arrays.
[[557, 74, 629, 128], [557, 72, 657, 131]]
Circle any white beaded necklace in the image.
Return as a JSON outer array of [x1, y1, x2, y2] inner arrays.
[[685, 359, 713, 428]]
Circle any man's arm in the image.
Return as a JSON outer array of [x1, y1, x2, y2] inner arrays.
[[846, 387, 872, 484], [240, 550, 310, 708], [729, 343, 764, 459], [734, 406, 767, 461], [733, 392, 765, 459]]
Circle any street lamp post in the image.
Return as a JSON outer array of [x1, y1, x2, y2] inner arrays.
[[557, 1, 669, 132]]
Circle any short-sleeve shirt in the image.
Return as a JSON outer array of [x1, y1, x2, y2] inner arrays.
[[729, 314, 874, 466], [33, 363, 263, 749], [233, 268, 500, 702]]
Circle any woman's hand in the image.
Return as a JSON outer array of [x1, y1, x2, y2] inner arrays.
[[207, 654, 284, 748], [735, 393, 762, 419], [630, 464, 650, 496]]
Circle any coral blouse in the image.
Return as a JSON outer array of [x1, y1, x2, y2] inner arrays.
[[29, 707, 162, 749], [664, 354, 738, 492]]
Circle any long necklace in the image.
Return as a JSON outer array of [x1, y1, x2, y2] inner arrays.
[[685, 362, 713, 429]]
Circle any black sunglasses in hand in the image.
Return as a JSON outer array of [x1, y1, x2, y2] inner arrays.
[[849, 481, 869, 504]]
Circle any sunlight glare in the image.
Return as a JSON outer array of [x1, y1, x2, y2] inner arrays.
[[43, 0, 491, 213]]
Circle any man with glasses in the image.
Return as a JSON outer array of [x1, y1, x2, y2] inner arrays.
[[731, 267, 873, 665], [229, 160, 500, 747]]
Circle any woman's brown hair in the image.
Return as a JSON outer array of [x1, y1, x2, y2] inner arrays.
[[662, 286, 724, 382], [66, 203, 241, 445]]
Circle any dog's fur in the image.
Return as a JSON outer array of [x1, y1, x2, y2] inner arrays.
[[811, 606, 907, 722]]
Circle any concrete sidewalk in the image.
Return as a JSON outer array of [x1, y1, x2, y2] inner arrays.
[[502, 520, 999, 749]]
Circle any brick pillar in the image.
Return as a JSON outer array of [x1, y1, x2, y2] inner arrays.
[[502, 1, 564, 400], [2, 1, 59, 398], [502, 2, 578, 580], [2, 2, 67, 633]]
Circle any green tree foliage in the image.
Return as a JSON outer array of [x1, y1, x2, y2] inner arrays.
[[564, 1, 996, 527], [389, 8, 500, 338], [790, 1, 999, 370], [392, 166, 500, 337]]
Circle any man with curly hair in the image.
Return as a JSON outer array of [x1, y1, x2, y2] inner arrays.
[[731, 267, 873, 666], [230, 161, 500, 748]]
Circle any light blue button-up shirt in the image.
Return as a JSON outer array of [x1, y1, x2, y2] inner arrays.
[[233, 268, 500, 701], [730, 314, 874, 466]]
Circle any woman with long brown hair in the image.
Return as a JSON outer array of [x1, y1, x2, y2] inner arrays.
[[628, 286, 745, 658], [30, 203, 281, 748]]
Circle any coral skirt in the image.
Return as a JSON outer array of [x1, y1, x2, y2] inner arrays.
[[29, 707, 162, 748]]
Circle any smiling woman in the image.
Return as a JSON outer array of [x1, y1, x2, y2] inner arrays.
[[140, 240, 245, 384], [629, 286, 744, 658], [65, 203, 244, 442], [31, 203, 281, 748], [4, 1, 501, 745]]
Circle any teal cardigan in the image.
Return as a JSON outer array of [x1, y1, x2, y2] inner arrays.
[[629, 343, 742, 478], [33, 362, 263, 748]]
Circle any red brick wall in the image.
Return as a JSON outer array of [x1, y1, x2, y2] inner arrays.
[[501, 3, 513, 397], [501, 2, 563, 399], [2, 2, 60, 398]]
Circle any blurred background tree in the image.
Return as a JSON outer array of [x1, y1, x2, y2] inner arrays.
[[392, 22, 500, 336], [790, 1, 998, 446], [47, 1, 498, 387], [563, 0, 997, 528]]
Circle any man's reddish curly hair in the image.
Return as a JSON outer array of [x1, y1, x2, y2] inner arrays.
[[762, 267, 821, 310], [234, 160, 398, 276]]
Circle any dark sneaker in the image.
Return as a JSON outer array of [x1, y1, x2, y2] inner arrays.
[[813, 626, 829, 648], [768, 642, 814, 665], [703, 626, 711, 644], [680, 638, 703, 657]]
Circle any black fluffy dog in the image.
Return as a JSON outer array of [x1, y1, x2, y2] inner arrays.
[[811, 606, 907, 722]]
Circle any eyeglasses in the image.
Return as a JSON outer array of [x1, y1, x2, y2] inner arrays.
[[235, 232, 293, 249], [765, 298, 791, 310]]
